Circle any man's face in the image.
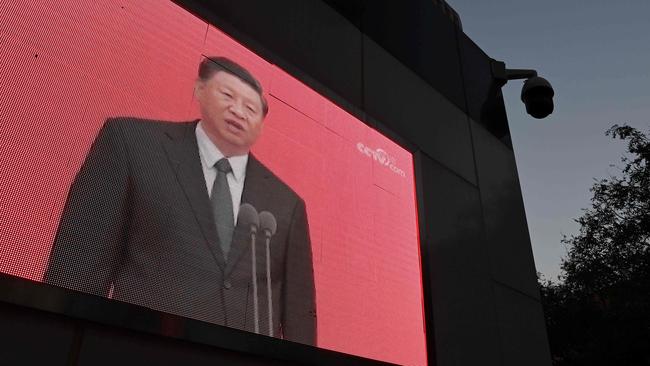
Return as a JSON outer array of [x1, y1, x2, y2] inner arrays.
[[195, 71, 265, 156]]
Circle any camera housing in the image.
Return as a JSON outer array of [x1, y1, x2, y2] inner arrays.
[[521, 76, 554, 119]]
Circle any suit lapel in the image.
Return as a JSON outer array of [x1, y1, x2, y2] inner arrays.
[[224, 155, 270, 278], [161, 121, 226, 272]]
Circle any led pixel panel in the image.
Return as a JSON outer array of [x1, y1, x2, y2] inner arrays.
[[0, 1, 426, 365]]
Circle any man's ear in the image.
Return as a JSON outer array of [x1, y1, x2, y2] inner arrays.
[[194, 79, 204, 100]]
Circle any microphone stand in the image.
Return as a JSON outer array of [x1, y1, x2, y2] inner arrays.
[[259, 211, 277, 337], [264, 233, 273, 337], [251, 227, 260, 334], [238, 204, 260, 334]]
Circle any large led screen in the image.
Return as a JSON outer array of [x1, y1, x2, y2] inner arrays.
[[0, 1, 426, 365]]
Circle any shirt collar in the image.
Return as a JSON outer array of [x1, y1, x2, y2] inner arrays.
[[195, 121, 248, 183]]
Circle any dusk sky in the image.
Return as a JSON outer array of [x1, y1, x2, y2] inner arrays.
[[447, 0, 650, 280]]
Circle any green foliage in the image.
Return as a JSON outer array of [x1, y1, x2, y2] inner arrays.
[[540, 125, 650, 366]]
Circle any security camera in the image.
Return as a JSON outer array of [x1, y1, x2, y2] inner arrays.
[[491, 59, 555, 119], [521, 76, 554, 119]]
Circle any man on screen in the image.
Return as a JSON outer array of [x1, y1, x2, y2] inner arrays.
[[45, 57, 316, 345]]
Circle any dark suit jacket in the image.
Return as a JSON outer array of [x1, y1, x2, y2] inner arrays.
[[45, 118, 316, 345]]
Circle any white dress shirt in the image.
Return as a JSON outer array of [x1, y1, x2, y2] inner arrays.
[[195, 121, 248, 223]]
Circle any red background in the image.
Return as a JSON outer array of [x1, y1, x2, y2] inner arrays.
[[0, 1, 426, 364]]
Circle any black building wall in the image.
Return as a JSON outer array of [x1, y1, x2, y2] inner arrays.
[[0, 1, 551, 365]]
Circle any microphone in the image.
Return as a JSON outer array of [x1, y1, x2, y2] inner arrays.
[[238, 203, 259, 233], [259, 211, 277, 237], [259, 210, 277, 337], [238, 203, 260, 334]]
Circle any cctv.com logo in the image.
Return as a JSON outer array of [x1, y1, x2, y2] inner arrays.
[[356, 142, 406, 177]]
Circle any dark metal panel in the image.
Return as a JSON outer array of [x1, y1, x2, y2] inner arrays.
[[470, 121, 540, 300], [458, 34, 512, 147], [492, 283, 552, 366], [416, 152, 501, 366], [364, 36, 477, 184], [77, 326, 289, 366], [0, 301, 76, 366], [359, 0, 466, 111]]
